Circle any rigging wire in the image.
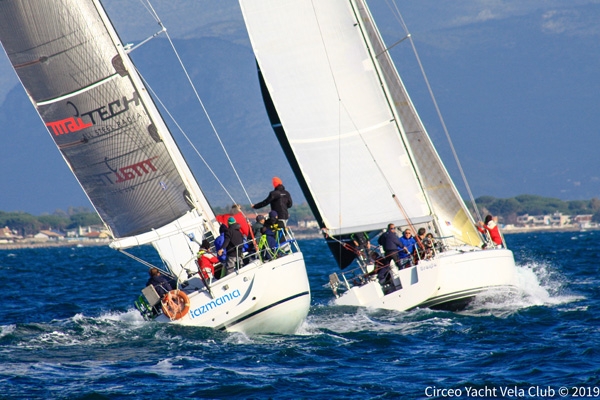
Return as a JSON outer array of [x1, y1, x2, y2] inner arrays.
[[139, 0, 252, 205], [137, 72, 237, 204], [384, 0, 484, 224]]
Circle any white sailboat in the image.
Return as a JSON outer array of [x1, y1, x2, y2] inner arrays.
[[239, 0, 517, 311], [0, 0, 310, 334]]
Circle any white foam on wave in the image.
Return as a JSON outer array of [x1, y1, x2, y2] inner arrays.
[[298, 307, 379, 335], [98, 308, 146, 324], [0, 324, 16, 338], [299, 304, 455, 336], [515, 261, 582, 305], [465, 260, 584, 317], [7, 309, 152, 350]]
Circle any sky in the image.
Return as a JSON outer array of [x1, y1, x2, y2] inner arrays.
[[0, 0, 599, 215]]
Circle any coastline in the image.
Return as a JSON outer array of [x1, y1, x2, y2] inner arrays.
[[0, 225, 595, 250], [501, 225, 598, 234], [0, 240, 110, 250]]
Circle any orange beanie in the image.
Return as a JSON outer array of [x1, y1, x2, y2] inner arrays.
[[272, 177, 282, 188]]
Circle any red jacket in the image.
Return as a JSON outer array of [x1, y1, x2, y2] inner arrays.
[[197, 250, 219, 279], [216, 213, 250, 237], [477, 221, 502, 245]]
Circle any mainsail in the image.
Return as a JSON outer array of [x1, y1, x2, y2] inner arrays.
[[0, 1, 216, 242], [240, 0, 483, 267]]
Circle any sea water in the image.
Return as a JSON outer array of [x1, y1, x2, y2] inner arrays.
[[0, 231, 598, 399]]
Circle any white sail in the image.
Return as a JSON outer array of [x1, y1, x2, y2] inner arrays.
[[351, 0, 482, 247], [240, 1, 432, 238], [240, 0, 485, 266]]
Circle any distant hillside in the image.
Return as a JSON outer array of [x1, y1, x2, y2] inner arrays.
[[2, 2, 600, 214]]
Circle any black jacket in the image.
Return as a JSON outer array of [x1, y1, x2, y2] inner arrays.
[[222, 222, 244, 257], [253, 185, 293, 220], [378, 230, 403, 252], [146, 275, 172, 298]]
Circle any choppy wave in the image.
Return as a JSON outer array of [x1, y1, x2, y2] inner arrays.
[[1, 233, 599, 399]]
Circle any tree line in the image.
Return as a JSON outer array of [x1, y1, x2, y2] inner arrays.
[[3, 196, 598, 236], [472, 195, 600, 224], [0, 207, 102, 236], [0, 203, 317, 236]]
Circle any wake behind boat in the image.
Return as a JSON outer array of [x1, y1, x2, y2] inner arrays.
[[0, 0, 310, 334], [239, 0, 517, 311]]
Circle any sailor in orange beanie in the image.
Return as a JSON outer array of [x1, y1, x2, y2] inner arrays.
[[252, 176, 293, 222]]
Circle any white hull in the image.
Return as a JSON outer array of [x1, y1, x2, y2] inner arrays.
[[155, 252, 311, 334], [333, 248, 517, 311]]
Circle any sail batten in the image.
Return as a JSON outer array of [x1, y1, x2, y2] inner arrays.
[[37, 74, 119, 106]]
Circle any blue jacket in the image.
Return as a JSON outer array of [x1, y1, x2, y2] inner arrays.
[[399, 236, 417, 259], [214, 224, 227, 262]]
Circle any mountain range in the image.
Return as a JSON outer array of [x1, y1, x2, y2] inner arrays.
[[0, 0, 598, 215]]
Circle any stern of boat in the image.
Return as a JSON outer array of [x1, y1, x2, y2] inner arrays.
[[147, 250, 310, 334], [417, 247, 518, 310]]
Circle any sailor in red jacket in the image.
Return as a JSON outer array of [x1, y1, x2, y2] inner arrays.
[[215, 204, 250, 237], [197, 239, 219, 280], [477, 214, 503, 247]]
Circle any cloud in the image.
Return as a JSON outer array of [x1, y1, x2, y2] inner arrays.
[[453, 8, 497, 25], [541, 9, 600, 37], [542, 10, 578, 34], [443, 1, 600, 36]]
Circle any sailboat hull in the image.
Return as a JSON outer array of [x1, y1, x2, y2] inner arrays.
[[156, 252, 311, 334], [333, 248, 517, 311]]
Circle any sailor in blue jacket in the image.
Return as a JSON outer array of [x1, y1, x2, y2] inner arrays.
[[398, 229, 417, 269], [214, 223, 228, 263]]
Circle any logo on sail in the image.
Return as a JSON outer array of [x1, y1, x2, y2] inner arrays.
[[113, 156, 159, 183], [45, 93, 140, 137], [46, 116, 92, 136]]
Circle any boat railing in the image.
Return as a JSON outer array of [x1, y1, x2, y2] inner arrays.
[[331, 238, 449, 295], [330, 263, 379, 294], [229, 226, 301, 272]]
